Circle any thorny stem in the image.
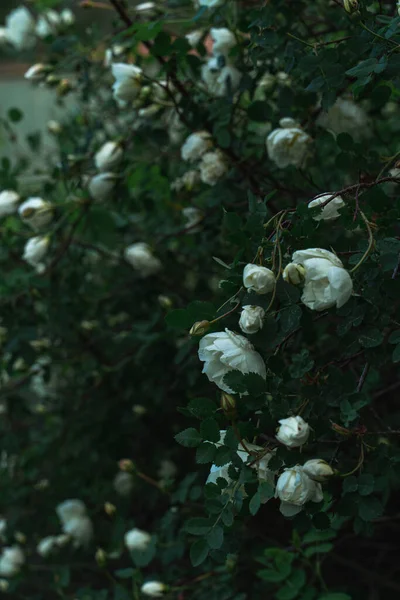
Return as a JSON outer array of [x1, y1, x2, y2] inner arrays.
[[210, 300, 241, 324], [266, 212, 286, 313], [349, 211, 374, 273], [340, 443, 365, 477], [137, 471, 167, 493], [232, 422, 255, 455]]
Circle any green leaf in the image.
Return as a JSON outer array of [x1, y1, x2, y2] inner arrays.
[[248, 101, 272, 122], [392, 344, 400, 363], [358, 329, 384, 348], [114, 568, 135, 579], [342, 476, 358, 494], [249, 491, 261, 516], [196, 442, 216, 464], [336, 133, 354, 151], [276, 569, 306, 600], [213, 445, 231, 467], [358, 496, 383, 521], [8, 108, 23, 122], [303, 529, 336, 544], [358, 474, 374, 496], [280, 305, 302, 333], [175, 428, 202, 448], [185, 517, 213, 535], [190, 538, 209, 566], [165, 309, 193, 329], [303, 542, 333, 558], [200, 418, 220, 443], [206, 526, 224, 549], [388, 330, 400, 344], [187, 398, 217, 419]]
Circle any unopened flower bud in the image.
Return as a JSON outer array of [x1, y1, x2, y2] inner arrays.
[[14, 532, 26, 544], [118, 459, 135, 472], [343, 0, 359, 13], [57, 79, 73, 97], [303, 459, 334, 482], [282, 263, 306, 286], [220, 392, 236, 419], [158, 295, 173, 309], [95, 548, 107, 566], [24, 63, 52, 81], [190, 320, 210, 336], [104, 502, 116, 516], [47, 120, 62, 135], [45, 74, 60, 86]]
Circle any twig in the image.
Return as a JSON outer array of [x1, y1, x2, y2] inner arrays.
[[349, 211, 374, 273], [356, 362, 370, 393]]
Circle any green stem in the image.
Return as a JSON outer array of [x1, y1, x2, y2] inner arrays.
[[349, 211, 374, 273]]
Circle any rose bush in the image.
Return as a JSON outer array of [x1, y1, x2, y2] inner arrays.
[[0, 0, 400, 599]]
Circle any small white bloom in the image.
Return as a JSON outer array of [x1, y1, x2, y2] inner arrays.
[[202, 60, 242, 97], [56, 534, 70, 547], [18, 198, 53, 230], [5, 7, 35, 50], [198, 328, 266, 393], [138, 104, 160, 118], [88, 172, 117, 202], [47, 120, 62, 135], [181, 131, 212, 162], [60, 8, 75, 26], [24, 63, 51, 81], [35, 10, 60, 38], [171, 170, 200, 192], [141, 581, 167, 597], [239, 305, 265, 335], [37, 536, 58, 558], [111, 63, 143, 107], [182, 207, 203, 232], [290, 248, 353, 311], [199, 150, 229, 185], [124, 528, 151, 551], [56, 499, 87, 524], [210, 28, 236, 56], [135, 2, 157, 13], [267, 118, 311, 169], [94, 141, 123, 172], [317, 97, 370, 141], [308, 193, 345, 222], [0, 546, 24, 577], [243, 264, 275, 295], [63, 516, 93, 547], [23, 236, 49, 269], [275, 465, 323, 517], [124, 243, 161, 277], [197, 0, 224, 7], [113, 471, 134, 496], [255, 72, 276, 97], [303, 459, 334, 482], [282, 263, 305, 286], [185, 29, 203, 47], [0, 190, 19, 217], [276, 416, 310, 448]]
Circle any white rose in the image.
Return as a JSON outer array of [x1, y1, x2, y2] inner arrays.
[[276, 416, 310, 448], [303, 459, 334, 482], [63, 516, 93, 547], [198, 328, 266, 393], [266, 118, 311, 169], [37, 536, 58, 558], [5, 7, 35, 50], [141, 581, 167, 598], [308, 193, 345, 221], [124, 528, 151, 551], [317, 97, 370, 141], [291, 248, 353, 311], [199, 150, 229, 185], [202, 60, 242, 97], [243, 264, 275, 295], [239, 305, 265, 335], [182, 207, 203, 232], [23, 236, 49, 269], [56, 499, 87, 524], [185, 29, 203, 47], [24, 63, 51, 81], [171, 170, 200, 192], [124, 243, 162, 277], [181, 131, 212, 162], [88, 172, 117, 202], [111, 63, 143, 107], [94, 141, 123, 172], [60, 8, 75, 26], [210, 28, 236, 56], [113, 471, 134, 496], [0, 190, 19, 217], [282, 263, 305, 286], [275, 465, 323, 517], [135, 2, 157, 14], [18, 198, 53, 230], [35, 10, 60, 38], [0, 546, 24, 577]]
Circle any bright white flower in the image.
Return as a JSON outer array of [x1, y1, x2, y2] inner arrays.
[[141, 581, 167, 598], [171, 170, 200, 192], [201, 60, 242, 97], [94, 142, 123, 172], [0, 546, 24, 577], [210, 27, 236, 56], [198, 329, 266, 393], [111, 63, 143, 107], [276, 416, 310, 448], [243, 264, 275, 295], [63, 516, 93, 547], [303, 459, 334, 482], [199, 150, 229, 185], [276, 465, 323, 517], [267, 118, 311, 169], [0, 190, 19, 217], [181, 131, 212, 162], [185, 29, 203, 47], [197, 0, 224, 7], [182, 207, 203, 232], [282, 263, 305, 286], [136, 2, 157, 13], [5, 7, 35, 50], [18, 198, 53, 230], [56, 499, 87, 524], [308, 193, 345, 221], [124, 243, 162, 277], [124, 528, 151, 551], [35, 10, 60, 38], [239, 305, 265, 335], [23, 236, 49, 269], [317, 97, 370, 141], [37, 536, 58, 558], [24, 63, 51, 81], [47, 120, 62, 135], [0, 28, 8, 45], [60, 8, 75, 26], [290, 248, 353, 311], [88, 173, 117, 202], [113, 471, 134, 496]]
